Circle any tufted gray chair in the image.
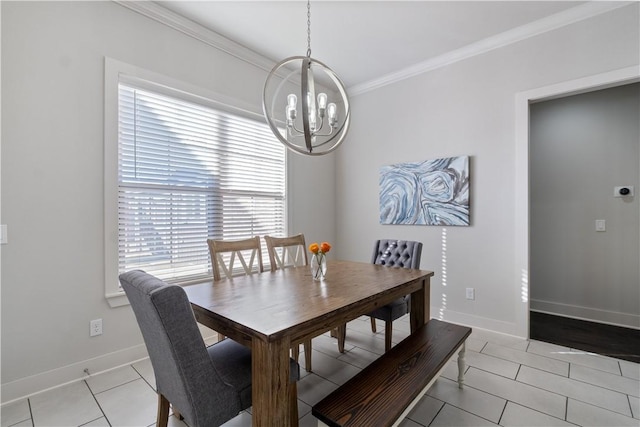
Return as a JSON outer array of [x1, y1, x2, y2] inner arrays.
[[368, 239, 423, 351], [120, 270, 300, 427]]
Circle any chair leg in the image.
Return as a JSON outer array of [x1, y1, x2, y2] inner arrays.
[[370, 316, 377, 333], [303, 339, 312, 372], [291, 343, 300, 363], [337, 323, 346, 353], [289, 381, 299, 423], [156, 394, 170, 427], [171, 406, 184, 421], [384, 320, 393, 352]]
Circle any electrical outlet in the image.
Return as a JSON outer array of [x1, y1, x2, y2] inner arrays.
[[90, 319, 103, 337], [465, 288, 475, 300]]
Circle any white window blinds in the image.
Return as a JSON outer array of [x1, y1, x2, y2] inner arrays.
[[118, 83, 286, 283]]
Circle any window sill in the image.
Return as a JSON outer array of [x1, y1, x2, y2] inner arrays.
[[106, 291, 130, 308]]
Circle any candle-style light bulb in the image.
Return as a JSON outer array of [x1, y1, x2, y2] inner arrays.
[[309, 108, 317, 131], [317, 93, 327, 117], [288, 94, 297, 109], [287, 94, 297, 121], [328, 103, 337, 127]]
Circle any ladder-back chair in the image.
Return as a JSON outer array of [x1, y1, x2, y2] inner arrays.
[[264, 234, 314, 372]]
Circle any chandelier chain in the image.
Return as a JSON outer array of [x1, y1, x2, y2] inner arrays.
[[306, 0, 312, 57]]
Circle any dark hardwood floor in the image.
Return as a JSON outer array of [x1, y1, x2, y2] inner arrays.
[[530, 311, 640, 363]]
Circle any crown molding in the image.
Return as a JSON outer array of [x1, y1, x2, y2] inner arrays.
[[348, 1, 636, 96], [113, 0, 277, 74], [115, 1, 635, 98]]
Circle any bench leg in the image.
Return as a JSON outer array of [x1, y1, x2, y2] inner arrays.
[[457, 342, 466, 389]]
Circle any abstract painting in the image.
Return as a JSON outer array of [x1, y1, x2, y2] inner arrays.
[[379, 156, 470, 226]]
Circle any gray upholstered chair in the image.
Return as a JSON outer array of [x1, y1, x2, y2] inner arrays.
[[264, 234, 313, 371], [337, 240, 423, 353], [368, 239, 423, 351], [119, 270, 300, 427]]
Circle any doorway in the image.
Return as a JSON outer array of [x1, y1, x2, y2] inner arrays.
[[527, 82, 639, 361], [513, 66, 639, 340]]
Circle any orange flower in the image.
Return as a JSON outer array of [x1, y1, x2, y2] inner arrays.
[[309, 242, 331, 254]]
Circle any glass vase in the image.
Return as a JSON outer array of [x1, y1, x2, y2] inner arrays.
[[311, 254, 327, 281]]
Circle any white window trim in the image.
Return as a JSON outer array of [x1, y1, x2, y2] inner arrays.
[[104, 57, 288, 307]]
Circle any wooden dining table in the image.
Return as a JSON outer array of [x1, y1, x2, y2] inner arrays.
[[184, 259, 434, 427]]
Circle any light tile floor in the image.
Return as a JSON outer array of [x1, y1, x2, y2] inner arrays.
[[2, 316, 639, 427]]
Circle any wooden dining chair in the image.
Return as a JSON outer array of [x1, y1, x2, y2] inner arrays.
[[264, 234, 314, 372], [207, 236, 264, 281], [207, 236, 263, 340], [264, 234, 309, 271]]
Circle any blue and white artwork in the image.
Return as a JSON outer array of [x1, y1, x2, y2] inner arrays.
[[379, 156, 470, 226]]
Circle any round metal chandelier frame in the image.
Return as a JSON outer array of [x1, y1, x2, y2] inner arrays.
[[262, 0, 350, 156], [263, 56, 350, 156]]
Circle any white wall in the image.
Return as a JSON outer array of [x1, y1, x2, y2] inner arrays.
[[530, 83, 639, 327], [0, 1, 334, 402], [335, 4, 639, 336]]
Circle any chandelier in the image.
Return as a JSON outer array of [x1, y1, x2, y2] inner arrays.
[[263, 0, 350, 156]]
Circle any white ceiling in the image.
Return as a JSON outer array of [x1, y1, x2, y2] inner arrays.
[[154, 1, 602, 91]]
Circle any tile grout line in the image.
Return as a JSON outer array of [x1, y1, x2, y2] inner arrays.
[[84, 379, 112, 427], [515, 365, 637, 419], [27, 397, 34, 427], [495, 397, 508, 426], [131, 363, 157, 393], [423, 397, 446, 427], [431, 371, 562, 423]]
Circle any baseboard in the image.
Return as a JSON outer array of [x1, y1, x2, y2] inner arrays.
[[1, 327, 220, 405], [530, 299, 640, 329], [433, 307, 525, 339], [1, 344, 149, 405]]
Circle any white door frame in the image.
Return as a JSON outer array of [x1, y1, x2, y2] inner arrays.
[[514, 66, 639, 338]]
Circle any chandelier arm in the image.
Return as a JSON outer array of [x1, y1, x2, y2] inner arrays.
[[288, 124, 305, 136]]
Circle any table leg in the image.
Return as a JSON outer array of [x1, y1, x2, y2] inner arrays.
[[252, 337, 297, 427], [410, 276, 431, 333]]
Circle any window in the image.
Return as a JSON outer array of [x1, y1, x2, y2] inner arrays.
[[105, 60, 286, 305]]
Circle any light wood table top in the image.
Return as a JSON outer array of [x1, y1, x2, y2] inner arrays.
[[185, 260, 434, 426]]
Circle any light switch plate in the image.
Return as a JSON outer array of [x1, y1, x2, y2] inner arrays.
[[465, 287, 475, 300], [595, 220, 606, 232], [0, 225, 7, 244]]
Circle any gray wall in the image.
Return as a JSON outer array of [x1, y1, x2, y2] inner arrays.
[[1, 1, 335, 401], [335, 4, 639, 335], [530, 83, 639, 327]]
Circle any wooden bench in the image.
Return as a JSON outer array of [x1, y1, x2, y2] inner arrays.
[[312, 319, 472, 427]]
